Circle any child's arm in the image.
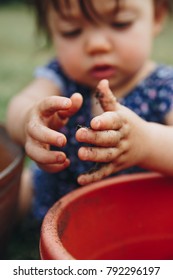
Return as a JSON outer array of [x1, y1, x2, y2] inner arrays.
[[6, 77, 83, 173], [76, 79, 173, 185]]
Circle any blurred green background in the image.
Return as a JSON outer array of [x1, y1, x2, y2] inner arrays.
[[0, 1, 173, 260], [0, 2, 54, 122]]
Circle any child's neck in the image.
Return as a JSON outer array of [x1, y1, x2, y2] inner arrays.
[[112, 60, 157, 99]]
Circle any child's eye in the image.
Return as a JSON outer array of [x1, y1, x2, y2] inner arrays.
[[111, 21, 132, 29], [61, 29, 82, 38]]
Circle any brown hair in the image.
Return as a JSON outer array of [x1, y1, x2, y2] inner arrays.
[[155, 0, 173, 13], [29, 0, 173, 39]]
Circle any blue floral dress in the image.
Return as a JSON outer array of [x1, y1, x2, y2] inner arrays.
[[32, 60, 173, 221]]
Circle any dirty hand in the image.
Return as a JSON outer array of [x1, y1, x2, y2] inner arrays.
[[25, 93, 83, 172], [76, 79, 147, 185]]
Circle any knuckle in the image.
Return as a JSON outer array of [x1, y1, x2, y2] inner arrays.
[[120, 123, 130, 138], [105, 149, 114, 161], [118, 140, 129, 152], [27, 120, 37, 134], [25, 141, 33, 158], [106, 131, 115, 145], [89, 147, 97, 157], [113, 111, 123, 128], [114, 131, 121, 143], [117, 153, 127, 166]]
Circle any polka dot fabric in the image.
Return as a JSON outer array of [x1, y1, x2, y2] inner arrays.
[[32, 61, 173, 221]]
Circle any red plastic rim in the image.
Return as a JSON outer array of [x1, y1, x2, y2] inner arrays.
[[40, 173, 173, 260]]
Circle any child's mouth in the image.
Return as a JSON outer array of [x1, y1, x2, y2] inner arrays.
[[90, 65, 115, 79]]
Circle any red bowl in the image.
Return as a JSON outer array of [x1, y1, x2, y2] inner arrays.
[[0, 124, 24, 257], [40, 173, 173, 260]]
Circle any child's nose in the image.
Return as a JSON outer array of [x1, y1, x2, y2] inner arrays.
[[85, 31, 112, 55]]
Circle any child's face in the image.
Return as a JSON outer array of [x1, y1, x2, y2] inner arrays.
[[48, 0, 165, 92]]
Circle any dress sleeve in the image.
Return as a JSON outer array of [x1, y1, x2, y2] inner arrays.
[[151, 66, 173, 123], [154, 84, 173, 122], [34, 59, 66, 93]]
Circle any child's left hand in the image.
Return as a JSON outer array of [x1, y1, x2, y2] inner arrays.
[[76, 79, 148, 185]]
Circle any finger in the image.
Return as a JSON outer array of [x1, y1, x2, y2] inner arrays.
[[76, 127, 121, 147], [95, 79, 117, 112], [58, 93, 83, 119], [77, 162, 116, 185], [90, 111, 123, 130], [27, 122, 67, 147], [25, 140, 67, 164], [78, 146, 120, 162], [39, 96, 72, 117], [37, 159, 70, 173]]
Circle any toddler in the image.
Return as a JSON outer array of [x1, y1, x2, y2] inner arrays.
[[6, 0, 173, 222]]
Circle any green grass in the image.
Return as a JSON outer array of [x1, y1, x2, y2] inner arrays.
[[0, 4, 53, 122], [152, 19, 173, 64]]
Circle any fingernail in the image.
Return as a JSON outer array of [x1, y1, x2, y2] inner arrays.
[[57, 136, 65, 147], [83, 149, 88, 160], [63, 99, 70, 107], [80, 129, 87, 140], [57, 154, 65, 163], [78, 176, 86, 185], [94, 119, 100, 129]]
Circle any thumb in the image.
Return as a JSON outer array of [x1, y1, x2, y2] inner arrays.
[[95, 79, 117, 112], [58, 92, 83, 119]]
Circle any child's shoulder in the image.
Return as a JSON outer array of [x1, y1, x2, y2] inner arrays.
[[35, 58, 91, 97], [135, 64, 173, 98], [148, 64, 173, 85]]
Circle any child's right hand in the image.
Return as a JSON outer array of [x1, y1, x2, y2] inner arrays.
[[76, 79, 148, 185], [24, 93, 83, 172]]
